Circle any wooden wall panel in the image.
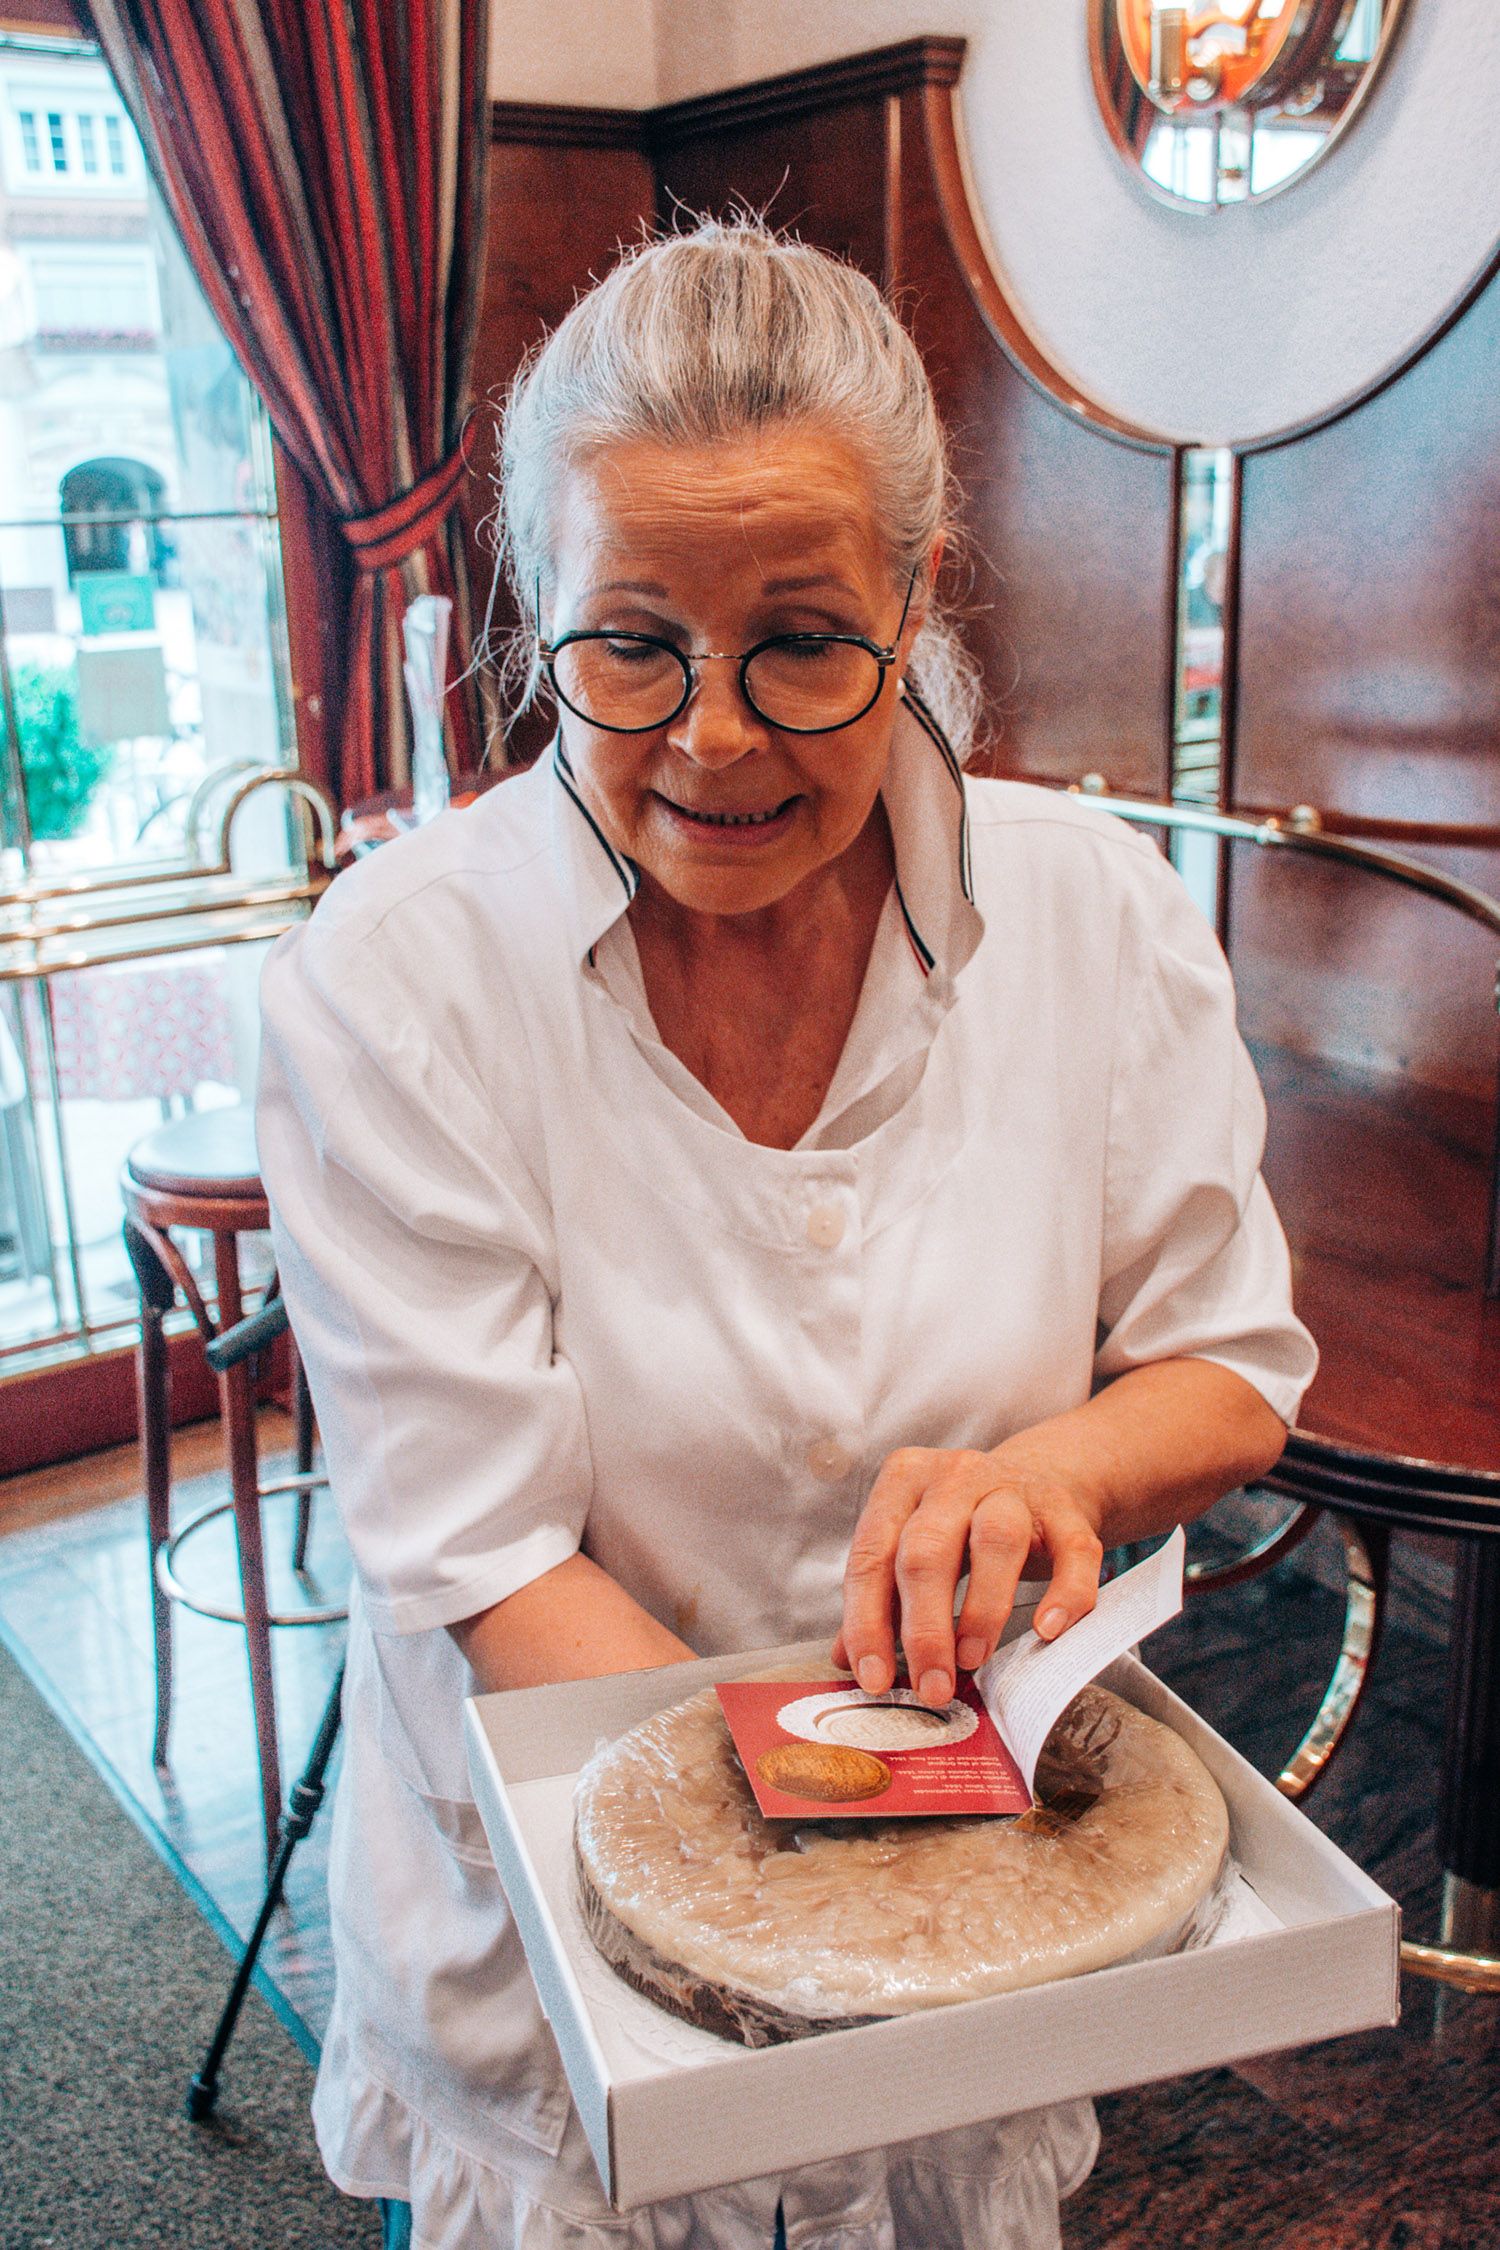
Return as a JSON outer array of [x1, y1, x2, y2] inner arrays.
[[652, 103, 890, 282], [0, 1328, 285, 1490], [0, 2, 83, 29], [893, 82, 1177, 793], [1233, 267, 1500, 833], [1228, 844, 1500, 1102], [1228, 255, 1500, 1098], [461, 115, 656, 765], [1251, 1037, 1500, 1473]]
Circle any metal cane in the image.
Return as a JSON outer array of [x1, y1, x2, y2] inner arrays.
[[185, 1293, 345, 2119]]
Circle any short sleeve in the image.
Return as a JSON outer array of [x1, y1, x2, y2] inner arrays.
[[256, 916, 592, 1634], [1093, 849, 1317, 1427]]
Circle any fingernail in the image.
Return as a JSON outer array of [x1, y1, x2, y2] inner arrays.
[[1036, 1606, 1067, 1640], [956, 1636, 987, 1671], [857, 1656, 888, 1693], [918, 1669, 952, 1706]]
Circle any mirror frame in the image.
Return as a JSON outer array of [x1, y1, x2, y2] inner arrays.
[[1089, 0, 1413, 212]]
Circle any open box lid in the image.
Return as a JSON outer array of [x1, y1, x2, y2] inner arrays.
[[465, 1640, 1399, 2211]]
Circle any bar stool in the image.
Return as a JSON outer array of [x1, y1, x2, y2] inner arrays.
[[121, 1104, 343, 1866]]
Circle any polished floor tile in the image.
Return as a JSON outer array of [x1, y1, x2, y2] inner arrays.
[[1063, 1541, 1498, 2250], [0, 1422, 347, 2043]]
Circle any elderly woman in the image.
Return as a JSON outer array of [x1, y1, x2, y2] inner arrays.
[[257, 219, 1314, 2250]]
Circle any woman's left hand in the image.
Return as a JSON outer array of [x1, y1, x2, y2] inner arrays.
[[831, 1446, 1106, 1708]]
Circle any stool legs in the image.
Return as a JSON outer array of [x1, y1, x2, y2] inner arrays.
[[291, 1331, 315, 1577], [215, 1235, 283, 1869], [1438, 1538, 1500, 1947], [1275, 1517, 1389, 1802], [125, 1217, 177, 1772], [141, 1294, 175, 1771]]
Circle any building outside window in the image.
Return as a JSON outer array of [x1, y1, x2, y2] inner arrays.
[[4, 65, 139, 198]]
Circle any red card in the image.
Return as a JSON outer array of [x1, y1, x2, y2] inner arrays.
[[716, 1677, 1031, 1820]]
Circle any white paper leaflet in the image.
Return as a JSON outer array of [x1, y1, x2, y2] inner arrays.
[[974, 1526, 1186, 1794]]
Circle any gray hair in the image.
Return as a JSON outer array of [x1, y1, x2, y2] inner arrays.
[[492, 216, 982, 762]]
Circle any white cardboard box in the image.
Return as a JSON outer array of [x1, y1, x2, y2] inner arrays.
[[465, 1638, 1400, 2212]]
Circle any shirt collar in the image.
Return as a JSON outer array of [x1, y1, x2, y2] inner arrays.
[[883, 684, 980, 988], [549, 737, 640, 967], [547, 691, 981, 978]]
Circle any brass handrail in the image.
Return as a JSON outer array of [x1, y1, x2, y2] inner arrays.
[[212, 769, 339, 874], [0, 901, 324, 984], [2, 875, 331, 948], [0, 766, 339, 912], [184, 758, 267, 860], [1066, 783, 1500, 944], [0, 768, 339, 983], [1398, 1939, 1500, 1995]]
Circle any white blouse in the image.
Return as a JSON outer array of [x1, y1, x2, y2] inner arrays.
[[257, 705, 1315, 2250]]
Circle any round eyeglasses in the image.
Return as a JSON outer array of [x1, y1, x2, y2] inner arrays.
[[536, 569, 916, 737]]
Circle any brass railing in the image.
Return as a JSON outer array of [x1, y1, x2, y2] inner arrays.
[[1067, 780, 1500, 941], [0, 767, 339, 979], [0, 766, 339, 1367]]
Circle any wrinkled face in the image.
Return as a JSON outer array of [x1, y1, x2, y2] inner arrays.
[[542, 427, 925, 920]]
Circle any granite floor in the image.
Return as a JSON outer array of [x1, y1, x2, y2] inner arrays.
[[0, 1414, 347, 2046], [1066, 1546, 1500, 2250], [0, 1447, 1495, 2248]]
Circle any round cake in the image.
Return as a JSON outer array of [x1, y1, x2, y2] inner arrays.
[[574, 1678, 1229, 2046]]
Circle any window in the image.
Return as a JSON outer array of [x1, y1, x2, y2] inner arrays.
[[0, 37, 296, 1385], [5, 85, 140, 196], [27, 248, 159, 337]]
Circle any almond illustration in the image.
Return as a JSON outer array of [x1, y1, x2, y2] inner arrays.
[[756, 1741, 892, 1803]]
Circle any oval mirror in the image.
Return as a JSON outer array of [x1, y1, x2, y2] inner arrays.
[[1090, 0, 1411, 210]]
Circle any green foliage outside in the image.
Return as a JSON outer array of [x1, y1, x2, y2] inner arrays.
[[9, 663, 114, 843]]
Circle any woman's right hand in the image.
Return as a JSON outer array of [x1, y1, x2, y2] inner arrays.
[[832, 1445, 1105, 1708]]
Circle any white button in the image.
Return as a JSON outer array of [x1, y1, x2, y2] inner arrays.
[[807, 1437, 854, 1482], [805, 1201, 846, 1250]]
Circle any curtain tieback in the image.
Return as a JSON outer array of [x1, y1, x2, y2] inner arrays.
[[340, 449, 468, 574]]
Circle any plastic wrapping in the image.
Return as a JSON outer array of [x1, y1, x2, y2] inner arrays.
[[573, 1680, 1231, 2049]]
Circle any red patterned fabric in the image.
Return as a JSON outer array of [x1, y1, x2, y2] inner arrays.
[[81, 0, 491, 805], [34, 961, 236, 1104]]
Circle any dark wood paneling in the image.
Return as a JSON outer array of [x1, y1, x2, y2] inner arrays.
[[895, 82, 1177, 792], [647, 43, 944, 278], [1229, 842, 1500, 1103], [1, 1332, 212, 1489], [461, 122, 656, 765], [653, 99, 891, 280], [650, 36, 967, 139], [489, 100, 645, 150], [0, 2, 83, 29], [468, 129, 656, 492], [1229, 256, 1500, 1097], [1252, 1041, 1500, 1476]]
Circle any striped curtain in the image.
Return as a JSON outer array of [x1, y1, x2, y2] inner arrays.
[[82, 0, 491, 805]]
